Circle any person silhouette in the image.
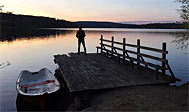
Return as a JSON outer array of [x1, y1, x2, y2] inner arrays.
[[76, 26, 87, 54]]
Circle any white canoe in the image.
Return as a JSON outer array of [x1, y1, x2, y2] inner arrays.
[[16, 68, 60, 96]]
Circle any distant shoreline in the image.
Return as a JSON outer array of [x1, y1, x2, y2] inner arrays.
[[41, 28, 188, 31], [0, 13, 187, 29]]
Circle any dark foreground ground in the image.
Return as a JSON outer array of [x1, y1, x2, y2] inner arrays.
[[16, 70, 188, 111], [67, 83, 189, 111]]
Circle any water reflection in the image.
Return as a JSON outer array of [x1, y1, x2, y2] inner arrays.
[[0, 29, 74, 43], [171, 31, 189, 50], [0, 61, 11, 69], [16, 94, 41, 111]]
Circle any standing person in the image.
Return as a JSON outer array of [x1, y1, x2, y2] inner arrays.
[[76, 26, 87, 54]]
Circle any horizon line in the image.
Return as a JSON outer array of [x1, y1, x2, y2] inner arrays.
[[0, 12, 181, 24]]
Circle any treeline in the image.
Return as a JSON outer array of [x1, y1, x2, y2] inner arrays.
[[1, 13, 186, 29], [0, 13, 77, 37], [76, 21, 186, 29], [76, 21, 133, 28], [135, 23, 186, 29], [0, 13, 76, 28]]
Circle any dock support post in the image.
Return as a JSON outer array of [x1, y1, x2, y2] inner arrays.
[[118, 54, 120, 63], [162, 43, 166, 76], [101, 35, 103, 54], [131, 60, 134, 70], [166, 60, 177, 81], [123, 38, 126, 63], [156, 69, 159, 80], [111, 36, 114, 58], [137, 39, 140, 69]]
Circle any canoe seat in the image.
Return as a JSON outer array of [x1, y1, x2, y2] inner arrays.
[[21, 80, 55, 89]]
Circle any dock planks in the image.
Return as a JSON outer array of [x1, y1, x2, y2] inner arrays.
[[54, 53, 171, 92]]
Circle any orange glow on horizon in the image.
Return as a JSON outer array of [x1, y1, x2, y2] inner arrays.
[[1, 0, 181, 22]]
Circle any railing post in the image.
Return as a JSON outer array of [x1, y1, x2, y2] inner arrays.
[[111, 36, 114, 57], [101, 35, 103, 54], [162, 42, 166, 75], [123, 38, 126, 63], [137, 39, 140, 69]]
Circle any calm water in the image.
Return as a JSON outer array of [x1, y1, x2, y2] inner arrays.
[[0, 28, 188, 111]]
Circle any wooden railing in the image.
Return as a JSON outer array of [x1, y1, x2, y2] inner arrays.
[[96, 35, 180, 81]]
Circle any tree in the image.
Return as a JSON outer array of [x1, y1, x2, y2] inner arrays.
[[6, 11, 13, 14], [172, 32, 189, 50], [172, 0, 189, 51], [176, 0, 189, 28], [0, 5, 4, 12]]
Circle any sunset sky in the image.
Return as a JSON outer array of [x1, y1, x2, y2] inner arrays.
[[1, 0, 181, 22]]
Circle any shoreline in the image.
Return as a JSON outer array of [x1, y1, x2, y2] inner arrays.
[[66, 82, 189, 111]]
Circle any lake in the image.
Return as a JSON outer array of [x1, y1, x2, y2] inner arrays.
[[0, 28, 188, 111]]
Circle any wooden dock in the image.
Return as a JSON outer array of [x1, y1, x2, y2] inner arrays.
[[54, 36, 179, 92]]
